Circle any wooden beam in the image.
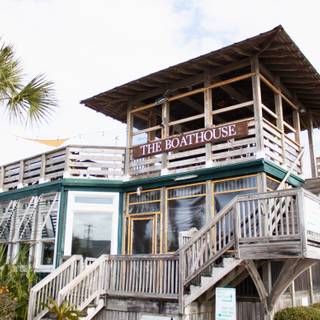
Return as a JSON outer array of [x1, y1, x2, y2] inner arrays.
[[307, 113, 317, 178], [268, 259, 317, 310], [251, 57, 264, 157], [244, 260, 268, 303], [131, 58, 251, 105]]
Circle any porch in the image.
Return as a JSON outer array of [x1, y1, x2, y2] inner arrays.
[[28, 187, 320, 320]]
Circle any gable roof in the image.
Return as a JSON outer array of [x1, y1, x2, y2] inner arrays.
[[81, 25, 320, 127]]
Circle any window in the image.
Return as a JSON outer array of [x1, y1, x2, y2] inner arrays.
[[65, 192, 119, 258], [213, 176, 257, 213], [167, 183, 206, 252]]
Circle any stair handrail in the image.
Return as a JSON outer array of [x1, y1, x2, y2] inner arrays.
[[28, 255, 84, 320], [57, 254, 109, 312]]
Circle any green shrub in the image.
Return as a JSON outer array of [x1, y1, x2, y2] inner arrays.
[[313, 303, 320, 309], [274, 306, 320, 320]]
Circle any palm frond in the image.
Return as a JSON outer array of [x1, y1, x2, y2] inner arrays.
[[6, 74, 57, 124]]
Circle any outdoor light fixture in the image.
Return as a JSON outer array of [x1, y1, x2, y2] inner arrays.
[[136, 186, 143, 196], [174, 174, 198, 181]]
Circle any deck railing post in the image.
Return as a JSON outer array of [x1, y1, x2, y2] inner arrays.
[[297, 189, 307, 255], [63, 146, 71, 178], [233, 202, 240, 258], [18, 160, 24, 188], [179, 249, 185, 315], [251, 57, 265, 159], [39, 153, 47, 182], [0, 165, 4, 191]]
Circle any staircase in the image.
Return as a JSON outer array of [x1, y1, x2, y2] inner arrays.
[[28, 188, 320, 320]]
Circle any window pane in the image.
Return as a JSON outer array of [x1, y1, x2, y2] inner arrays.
[[128, 202, 160, 214], [168, 196, 206, 252], [74, 196, 113, 205], [214, 176, 257, 193], [72, 211, 113, 258], [132, 219, 153, 254], [41, 242, 55, 265], [214, 190, 256, 213]]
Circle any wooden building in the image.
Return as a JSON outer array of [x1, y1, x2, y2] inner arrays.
[[1, 25, 320, 319]]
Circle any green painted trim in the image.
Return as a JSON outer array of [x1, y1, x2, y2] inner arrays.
[[0, 159, 304, 201], [55, 187, 69, 267], [0, 180, 62, 201], [263, 159, 304, 187], [117, 193, 124, 255]]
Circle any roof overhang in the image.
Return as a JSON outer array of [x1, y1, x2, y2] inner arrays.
[[81, 25, 320, 127]]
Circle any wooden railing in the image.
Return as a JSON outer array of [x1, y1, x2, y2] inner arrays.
[[263, 119, 302, 175], [129, 117, 257, 178], [57, 254, 179, 315], [28, 255, 84, 320], [28, 189, 320, 319], [317, 157, 320, 177], [0, 145, 125, 190], [179, 188, 320, 303]]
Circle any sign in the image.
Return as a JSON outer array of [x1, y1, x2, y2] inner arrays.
[[132, 121, 248, 159], [215, 287, 236, 320], [305, 196, 320, 236]]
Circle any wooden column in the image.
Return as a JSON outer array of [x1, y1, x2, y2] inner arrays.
[[290, 282, 296, 307], [204, 81, 213, 167], [0, 166, 4, 191], [18, 160, 24, 187], [125, 105, 133, 178], [251, 57, 265, 159], [161, 101, 169, 174], [307, 113, 317, 178], [274, 85, 286, 167], [308, 266, 314, 304]]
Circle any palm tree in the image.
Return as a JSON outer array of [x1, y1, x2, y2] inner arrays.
[[0, 40, 57, 124]]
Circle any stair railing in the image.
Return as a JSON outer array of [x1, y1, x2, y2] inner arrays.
[[179, 196, 239, 309], [28, 255, 84, 320], [57, 254, 109, 312]]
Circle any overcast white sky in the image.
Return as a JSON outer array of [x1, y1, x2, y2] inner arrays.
[[0, 0, 319, 175]]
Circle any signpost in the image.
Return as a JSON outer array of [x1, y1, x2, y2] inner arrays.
[[215, 287, 236, 320]]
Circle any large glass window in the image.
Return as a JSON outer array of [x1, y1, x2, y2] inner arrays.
[[167, 183, 206, 252], [65, 192, 119, 259], [213, 175, 257, 213]]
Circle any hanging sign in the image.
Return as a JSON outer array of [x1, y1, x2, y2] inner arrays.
[[132, 120, 249, 159], [215, 287, 236, 320]]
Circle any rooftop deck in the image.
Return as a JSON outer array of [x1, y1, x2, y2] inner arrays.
[[0, 145, 125, 191]]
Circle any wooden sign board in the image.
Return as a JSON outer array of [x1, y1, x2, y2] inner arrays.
[[132, 120, 249, 159]]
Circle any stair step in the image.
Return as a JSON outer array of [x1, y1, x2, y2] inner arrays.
[[184, 258, 243, 307]]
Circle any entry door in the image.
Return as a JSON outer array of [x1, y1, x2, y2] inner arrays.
[[129, 216, 156, 254]]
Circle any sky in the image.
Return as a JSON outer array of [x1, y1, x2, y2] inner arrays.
[[0, 0, 319, 176]]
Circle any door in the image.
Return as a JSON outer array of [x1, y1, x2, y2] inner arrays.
[[128, 216, 156, 254]]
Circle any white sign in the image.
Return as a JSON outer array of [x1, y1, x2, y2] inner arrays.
[[215, 287, 236, 320], [141, 315, 176, 320]]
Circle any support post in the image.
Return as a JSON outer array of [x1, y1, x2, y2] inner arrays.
[[124, 105, 133, 179], [251, 57, 265, 159], [204, 80, 213, 167], [307, 113, 317, 178], [161, 101, 169, 175], [308, 266, 314, 304]]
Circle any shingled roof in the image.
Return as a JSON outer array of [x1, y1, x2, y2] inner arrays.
[[81, 25, 320, 127]]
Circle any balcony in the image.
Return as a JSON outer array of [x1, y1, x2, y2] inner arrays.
[[0, 145, 125, 191]]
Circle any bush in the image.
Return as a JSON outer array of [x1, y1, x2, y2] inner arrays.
[[313, 303, 320, 309], [274, 306, 320, 320], [0, 286, 17, 320]]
